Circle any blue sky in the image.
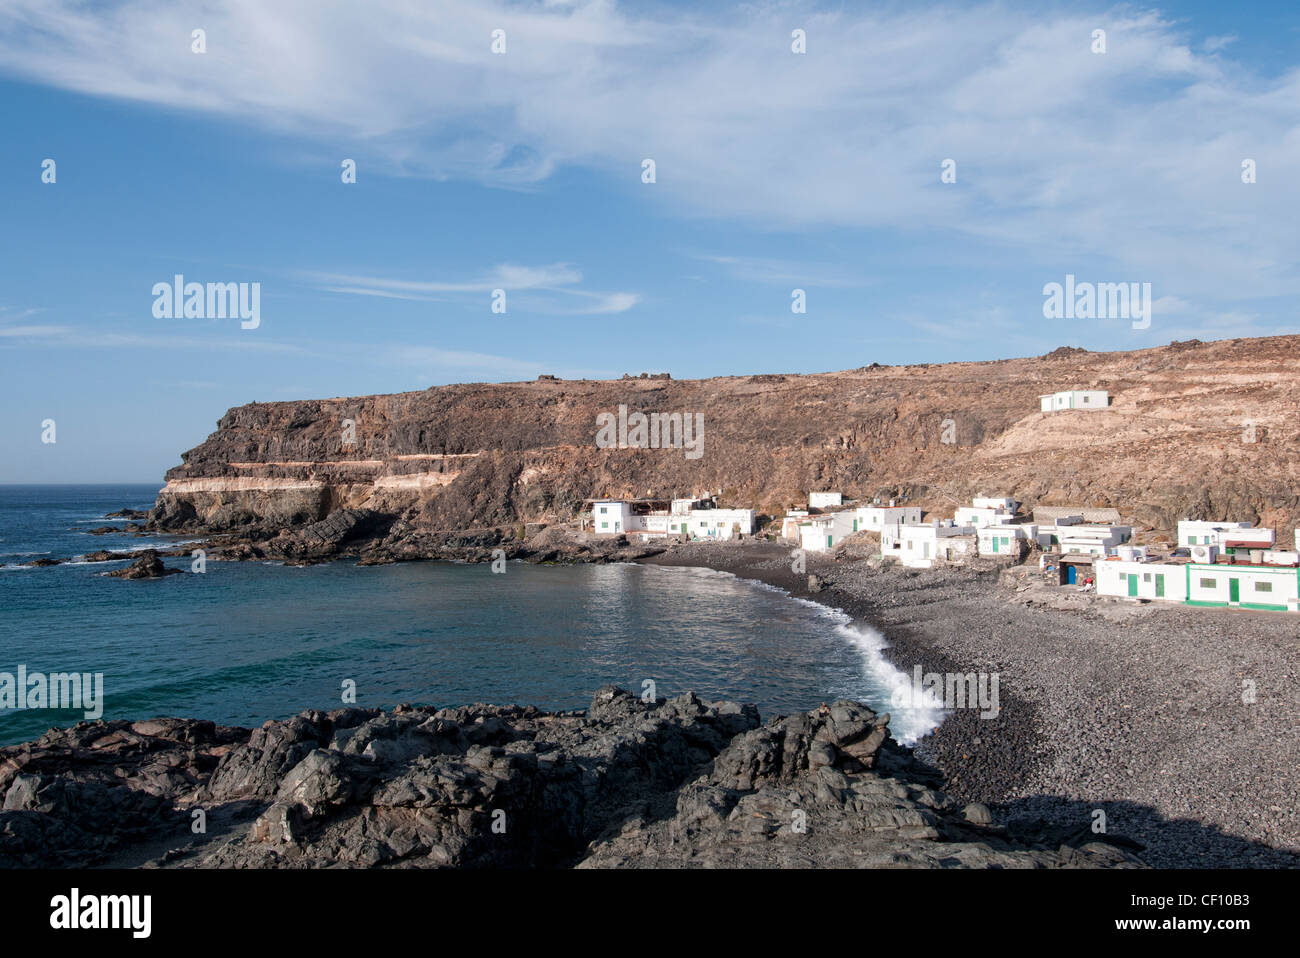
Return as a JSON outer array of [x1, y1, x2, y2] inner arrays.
[[1, 0, 1298, 482]]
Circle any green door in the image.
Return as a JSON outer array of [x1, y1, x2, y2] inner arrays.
[[853, 519, 858, 532], [827, 535, 833, 548], [1229, 578, 1240, 603], [991, 536, 999, 553], [1155, 574, 1165, 598], [1127, 574, 1138, 597]]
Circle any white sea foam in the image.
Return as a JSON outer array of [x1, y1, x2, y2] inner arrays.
[[675, 565, 946, 744], [832, 621, 945, 746]]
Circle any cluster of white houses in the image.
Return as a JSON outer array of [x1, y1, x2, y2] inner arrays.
[[587, 488, 1300, 614], [872, 497, 1134, 570], [586, 495, 757, 540], [1094, 521, 1300, 612]]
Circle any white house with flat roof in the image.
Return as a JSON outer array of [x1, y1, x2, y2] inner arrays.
[[797, 510, 862, 552], [955, 504, 1016, 528], [1186, 563, 1299, 611], [589, 497, 754, 540], [1177, 520, 1256, 547], [590, 500, 634, 534], [1098, 559, 1300, 611], [1096, 560, 1189, 603], [1039, 390, 1109, 412], [808, 491, 843, 509], [882, 520, 976, 568], [978, 523, 1038, 556], [1057, 524, 1131, 557], [853, 504, 923, 532]]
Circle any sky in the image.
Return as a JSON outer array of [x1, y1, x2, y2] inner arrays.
[[1, 0, 1297, 482]]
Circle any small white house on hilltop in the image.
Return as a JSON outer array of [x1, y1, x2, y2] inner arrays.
[[1039, 390, 1109, 412], [809, 492, 843, 509]]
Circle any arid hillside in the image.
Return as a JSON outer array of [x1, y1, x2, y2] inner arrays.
[[151, 335, 1300, 546]]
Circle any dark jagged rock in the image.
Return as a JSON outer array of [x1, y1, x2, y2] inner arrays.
[[264, 509, 394, 561], [23, 558, 62, 567], [0, 689, 1145, 869], [104, 508, 150, 519], [106, 549, 182, 579]]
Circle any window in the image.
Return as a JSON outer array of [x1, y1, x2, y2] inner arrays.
[[600, 522, 608, 529], [1083, 396, 1090, 403], [599, 506, 607, 514], [1143, 573, 1151, 583], [1199, 578, 1216, 589], [1256, 581, 1272, 593]]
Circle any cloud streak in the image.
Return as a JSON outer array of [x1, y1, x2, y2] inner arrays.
[[0, 1, 1296, 302]]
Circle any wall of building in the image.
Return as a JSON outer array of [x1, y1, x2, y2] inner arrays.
[[1185, 563, 1299, 610], [854, 506, 922, 530], [1096, 560, 1188, 602]]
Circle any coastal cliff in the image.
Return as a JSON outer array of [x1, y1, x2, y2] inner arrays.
[[150, 335, 1300, 554]]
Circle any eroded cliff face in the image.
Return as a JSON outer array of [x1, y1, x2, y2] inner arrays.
[[151, 335, 1300, 547]]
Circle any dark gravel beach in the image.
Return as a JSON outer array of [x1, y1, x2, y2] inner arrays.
[[641, 540, 1300, 868]]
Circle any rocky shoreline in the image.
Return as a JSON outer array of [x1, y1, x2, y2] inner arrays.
[[0, 687, 1142, 869], [20, 517, 1300, 868]]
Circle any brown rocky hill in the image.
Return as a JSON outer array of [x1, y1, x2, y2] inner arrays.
[[151, 335, 1300, 547]]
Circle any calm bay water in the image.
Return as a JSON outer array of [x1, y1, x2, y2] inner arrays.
[[0, 484, 940, 746]]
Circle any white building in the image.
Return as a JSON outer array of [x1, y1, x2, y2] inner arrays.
[[955, 505, 1016, 528], [977, 523, 1038, 556], [1186, 563, 1299, 611], [1098, 559, 1300, 612], [589, 498, 755, 541], [1177, 520, 1254, 547], [681, 507, 756, 540], [881, 521, 976, 568], [590, 500, 634, 534], [797, 511, 860, 552], [809, 492, 843, 509], [1039, 390, 1109, 412], [780, 509, 810, 541], [1035, 515, 1085, 549], [853, 504, 923, 532], [1096, 560, 1188, 603], [1056, 524, 1132, 557]]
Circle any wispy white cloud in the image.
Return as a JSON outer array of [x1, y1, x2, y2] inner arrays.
[[0, 1, 1296, 302], [692, 254, 872, 288], [301, 263, 639, 313]]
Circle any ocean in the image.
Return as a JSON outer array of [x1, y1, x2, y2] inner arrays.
[[0, 484, 941, 747]]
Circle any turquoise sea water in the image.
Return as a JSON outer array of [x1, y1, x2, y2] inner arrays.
[[0, 484, 940, 746]]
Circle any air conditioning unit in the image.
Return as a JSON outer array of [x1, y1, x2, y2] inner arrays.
[[1190, 544, 1217, 563]]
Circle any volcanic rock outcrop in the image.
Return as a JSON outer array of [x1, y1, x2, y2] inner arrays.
[[0, 688, 1142, 869]]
